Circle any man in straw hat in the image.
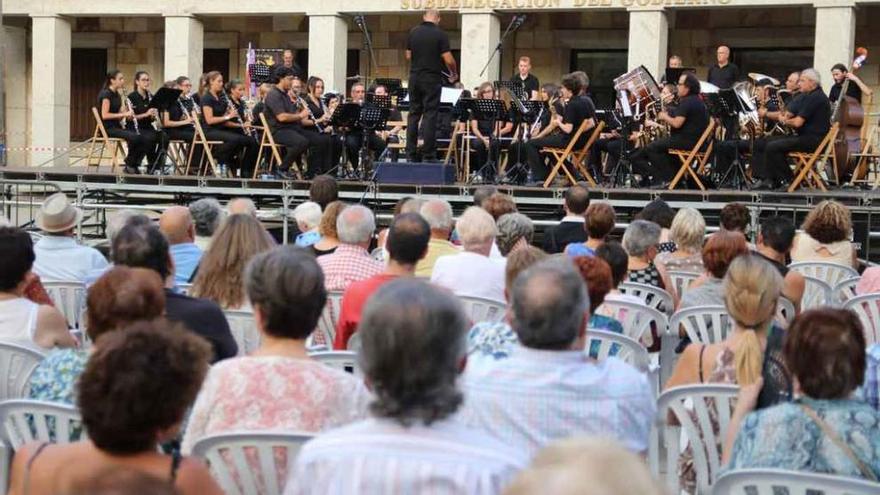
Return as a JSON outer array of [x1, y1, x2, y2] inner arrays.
[[33, 192, 109, 282]]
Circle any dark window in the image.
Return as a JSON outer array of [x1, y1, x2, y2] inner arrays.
[[731, 48, 814, 84], [71, 48, 108, 141], [203, 49, 230, 81], [569, 49, 628, 109]]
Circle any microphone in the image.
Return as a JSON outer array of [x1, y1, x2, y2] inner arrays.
[[354, 15, 365, 29]]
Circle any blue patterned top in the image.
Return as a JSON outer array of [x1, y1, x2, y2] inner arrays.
[[861, 344, 880, 411], [727, 397, 880, 480], [28, 348, 89, 405]]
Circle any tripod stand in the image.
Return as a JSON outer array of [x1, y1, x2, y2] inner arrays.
[[499, 99, 543, 185], [708, 89, 752, 190], [609, 114, 638, 188], [327, 102, 363, 179], [465, 98, 507, 185]]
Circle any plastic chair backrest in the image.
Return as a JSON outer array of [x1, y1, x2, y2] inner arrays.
[[712, 468, 880, 495], [308, 291, 344, 351], [668, 271, 701, 298], [0, 343, 45, 401], [42, 281, 86, 330], [597, 299, 668, 341], [669, 305, 732, 345], [776, 297, 796, 328], [843, 292, 880, 346], [834, 276, 861, 306], [586, 330, 650, 372], [0, 399, 83, 449], [619, 282, 674, 315], [224, 310, 260, 356], [801, 275, 833, 310], [788, 261, 859, 288], [457, 296, 507, 324], [309, 351, 362, 377]]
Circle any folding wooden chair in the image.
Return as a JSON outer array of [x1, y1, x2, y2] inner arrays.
[[166, 140, 190, 175], [187, 111, 222, 176], [86, 107, 127, 172], [787, 122, 839, 192], [667, 119, 717, 190], [254, 112, 285, 179], [541, 120, 605, 188]]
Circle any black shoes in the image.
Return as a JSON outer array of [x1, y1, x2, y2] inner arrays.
[[274, 169, 293, 180], [123, 166, 140, 175]]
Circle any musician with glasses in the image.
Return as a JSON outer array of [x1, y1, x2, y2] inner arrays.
[[128, 71, 167, 174], [750, 68, 831, 190], [294, 76, 335, 178], [199, 71, 259, 178], [469, 82, 514, 182], [162, 76, 203, 172], [344, 82, 387, 170], [98, 70, 150, 175]]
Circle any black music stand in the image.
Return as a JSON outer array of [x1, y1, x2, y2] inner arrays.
[[494, 80, 527, 101], [500, 100, 544, 185], [356, 104, 390, 180], [329, 102, 363, 178], [663, 67, 696, 85], [707, 89, 751, 189], [248, 64, 273, 84], [466, 98, 507, 184], [366, 93, 391, 109], [373, 78, 402, 94], [146, 88, 183, 174], [606, 112, 638, 188]]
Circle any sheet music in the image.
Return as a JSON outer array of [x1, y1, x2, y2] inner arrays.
[[441, 87, 464, 105]]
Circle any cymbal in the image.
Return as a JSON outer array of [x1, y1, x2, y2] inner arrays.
[[700, 81, 719, 94], [748, 73, 780, 86]]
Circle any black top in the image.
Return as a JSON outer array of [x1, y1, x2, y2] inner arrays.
[[761, 98, 781, 133], [230, 97, 248, 133], [407, 21, 451, 77], [98, 88, 123, 129], [200, 92, 228, 129], [707, 63, 740, 89], [163, 289, 238, 363], [167, 97, 197, 128], [301, 97, 325, 133], [510, 73, 540, 97], [670, 94, 710, 143], [756, 251, 789, 277], [788, 88, 831, 139], [252, 101, 266, 127], [829, 81, 862, 103], [563, 95, 596, 146], [542, 220, 587, 254], [127, 90, 154, 131], [265, 86, 300, 131]]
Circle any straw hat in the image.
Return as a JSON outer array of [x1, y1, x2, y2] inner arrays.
[[36, 192, 82, 233]]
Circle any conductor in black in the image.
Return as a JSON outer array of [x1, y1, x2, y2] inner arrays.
[[405, 9, 458, 162]]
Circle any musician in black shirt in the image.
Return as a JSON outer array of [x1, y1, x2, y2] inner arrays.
[[264, 67, 310, 179], [751, 69, 831, 190], [707, 45, 740, 90], [373, 85, 404, 162], [510, 56, 540, 99], [714, 78, 779, 182], [295, 76, 335, 177], [469, 82, 514, 182], [344, 83, 387, 170], [127, 71, 167, 173], [829, 63, 872, 103], [161, 76, 203, 172], [199, 71, 259, 178], [98, 70, 149, 174]]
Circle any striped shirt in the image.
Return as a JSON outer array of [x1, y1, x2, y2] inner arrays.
[[460, 346, 656, 458], [316, 244, 385, 292], [285, 417, 526, 495]]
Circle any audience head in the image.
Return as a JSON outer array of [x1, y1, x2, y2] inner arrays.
[[560, 73, 584, 97], [192, 214, 275, 309], [385, 213, 431, 266], [227, 197, 257, 217], [106, 210, 148, 243], [86, 267, 165, 342], [245, 246, 327, 340], [0, 227, 35, 293], [359, 279, 467, 426], [293, 201, 323, 232], [703, 230, 749, 279], [802, 199, 851, 244], [720, 203, 750, 235], [496, 213, 534, 257], [504, 246, 549, 294], [759, 216, 797, 254], [78, 320, 210, 454], [158, 206, 194, 245], [419, 199, 454, 238], [572, 256, 613, 314], [309, 175, 339, 209], [395, 197, 424, 217], [112, 224, 173, 283], [595, 241, 629, 288], [472, 185, 498, 207], [724, 254, 783, 385], [585, 201, 615, 241], [37, 192, 82, 236], [511, 258, 589, 351], [636, 199, 675, 229], [336, 204, 375, 247], [456, 206, 498, 253], [563, 185, 590, 216], [188, 198, 223, 239], [784, 308, 866, 400], [482, 193, 517, 221], [670, 207, 706, 253], [319, 201, 346, 240], [622, 220, 661, 260]]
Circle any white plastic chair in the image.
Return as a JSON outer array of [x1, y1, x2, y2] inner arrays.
[[712, 468, 880, 495], [661, 306, 731, 387], [307, 291, 344, 351], [844, 293, 880, 346], [309, 351, 361, 377], [457, 295, 506, 324], [619, 282, 674, 315], [834, 276, 860, 306], [789, 261, 859, 287], [191, 431, 313, 495], [224, 310, 260, 356], [668, 270, 701, 298], [586, 330, 650, 372], [649, 384, 739, 495], [42, 281, 87, 330], [801, 275, 833, 310], [177, 283, 193, 295], [598, 299, 668, 342], [776, 297, 796, 327], [346, 332, 362, 352], [0, 343, 45, 401]]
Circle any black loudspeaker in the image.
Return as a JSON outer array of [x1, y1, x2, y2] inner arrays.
[[374, 161, 457, 185]]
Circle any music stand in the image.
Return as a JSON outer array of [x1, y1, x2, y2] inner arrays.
[[366, 93, 391, 109], [663, 67, 696, 85], [493, 80, 527, 101], [356, 104, 390, 180], [150, 88, 183, 112], [466, 98, 507, 184], [500, 100, 543, 185], [708, 89, 751, 189], [373, 78, 402, 94], [329, 103, 363, 178], [248, 64, 273, 84]]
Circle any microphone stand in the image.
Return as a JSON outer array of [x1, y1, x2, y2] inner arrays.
[[354, 15, 378, 88], [478, 15, 526, 82]]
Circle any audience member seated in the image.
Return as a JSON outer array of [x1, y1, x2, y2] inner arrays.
[[720, 203, 751, 238], [227, 197, 257, 217], [416, 199, 459, 277], [572, 256, 623, 336], [655, 207, 706, 275], [32, 192, 109, 282], [724, 308, 879, 480], [755, 216, 806, 313], [84, 210, 150, 285], [635, 199, 676, 252], [112, 223, 237, 361], [666, 255, 791, 493], [594, 241, 645, 309], [432, 206, 506, 302], [183, 247, 369, 467], [334, 213, 430, 349], [0, 227, 74, 350], [293, 201, 323, 247], [308, 175, 339, 209], [863, 343, 879, 411], [679, 231, 748, 310], [29, 266, 165, 404], [542, 185, 589, 254], [2, 214, 53, 308], [311, 201, 345, 257], [286, 280, 526, 494], [191, 214, 275, 310], [467, 247, 548, 369], [189, 198, 223, 252], [565, 201, 615, 257], [461, 258, 655, 457], [8, 320, 223, 495], [496, 213, 534, 257], [159, 206, 203, 285], [504, 438, 663, 495], [481, 192, 518, 221], [472, 185, 499, 208], [376, 198, 424, 254], [791, 200, 858, 269], [623, 220, 671, 291], [317, 204, 383, 291]]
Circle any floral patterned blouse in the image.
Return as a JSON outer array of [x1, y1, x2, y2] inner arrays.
[[28, 348, 90, 405]]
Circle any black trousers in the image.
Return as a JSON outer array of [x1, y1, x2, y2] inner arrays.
[[589, 137, 623, 178], [165, 127, 203, 173], [750, 134, 820, 182], [301, 130, 334, 177], [204, 128, 258, 177], [272, 128, 310, 172], [345, 132, 386, 168], [470, 137, 505, 181], [631, 135, 697, 182], [138, 128, 168, 172], [525, 134, 569, 182], [106, 127, 148, 169], [406, 73, 442, 157], [714, 139, 751, 177]]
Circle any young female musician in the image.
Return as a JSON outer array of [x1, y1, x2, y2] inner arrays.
[[161, 76, 203, 171], [127, 71, 167, 173], [200, 72, 258, 178], [469, 82, 513, 182], [98, 70, 149, 174], [301, 76, 341, 176]]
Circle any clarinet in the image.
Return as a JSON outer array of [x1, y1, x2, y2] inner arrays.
[[146, 90, 163, 131], [305, 94, 324, 133], [121, 90, 139, 135], [177, 98, 194, 126], [221, 90, 252, 137]]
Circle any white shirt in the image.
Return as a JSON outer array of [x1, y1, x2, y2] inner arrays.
[[431, 251, 506, 302], [0, 298, 39, 348], [33, 236, 109, 282], [285, 417, 526, 495], [460, 346, 656, 458]]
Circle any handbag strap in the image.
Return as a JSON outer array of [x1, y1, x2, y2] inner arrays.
[[799, 403, 879, 482]]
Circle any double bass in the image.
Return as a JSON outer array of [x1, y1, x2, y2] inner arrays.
[[831, 47, 868, 181]]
